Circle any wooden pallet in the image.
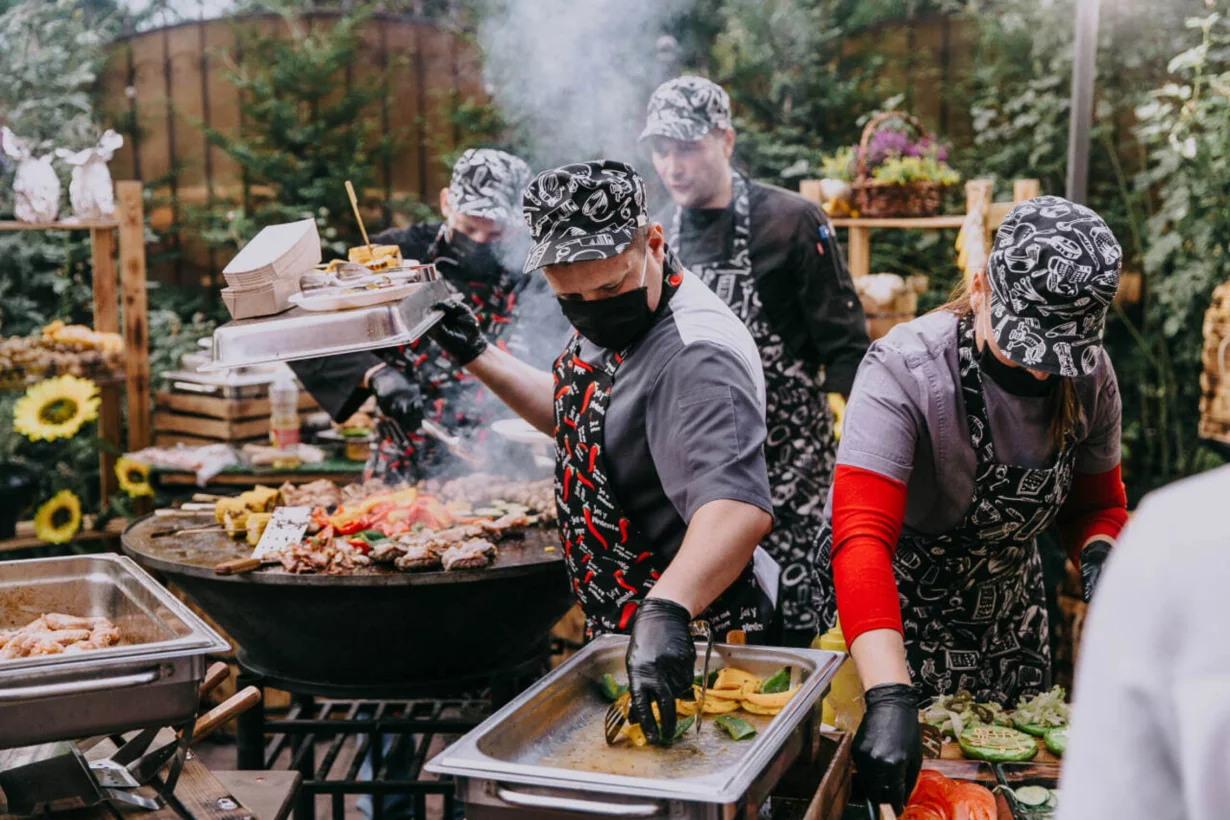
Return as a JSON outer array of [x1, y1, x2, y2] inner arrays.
[[155, 390, 319, 421]]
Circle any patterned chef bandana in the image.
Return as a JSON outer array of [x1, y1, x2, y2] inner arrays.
[[522, 160, 648, 273], [986, 195, 1122, 377], [446, 148, 533, 225], [638, 76, 732, 143]]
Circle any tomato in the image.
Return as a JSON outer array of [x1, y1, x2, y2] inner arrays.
[[946, 782, 996, 820], [909, 770, 955, 807], [901, 806, 947, 820]]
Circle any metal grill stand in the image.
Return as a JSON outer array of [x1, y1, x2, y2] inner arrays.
[[234, 646, 550, 820]]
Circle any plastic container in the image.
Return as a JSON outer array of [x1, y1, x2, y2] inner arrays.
[[269, 375, 302, 470], [814, 618, 866, 732]]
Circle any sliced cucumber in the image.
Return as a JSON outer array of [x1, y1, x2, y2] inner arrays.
[[1044, 726, 1067, 757], [1013, 785, 1051, 807]]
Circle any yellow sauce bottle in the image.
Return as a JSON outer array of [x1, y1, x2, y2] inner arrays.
[[813, 618, 866, 732]]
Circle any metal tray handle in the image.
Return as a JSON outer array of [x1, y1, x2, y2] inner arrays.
[[0, 668, 161, 702], [495, 787, 664, 817]]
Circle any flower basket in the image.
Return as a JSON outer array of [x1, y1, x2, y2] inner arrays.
[[851, 111, 947, 218]]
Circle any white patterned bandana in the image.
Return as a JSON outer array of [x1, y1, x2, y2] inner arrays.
[[986, 195, 1122, 377], [446, 148, 533, 225], [521, 160, 648, 273], [638, 76, 732, 143]]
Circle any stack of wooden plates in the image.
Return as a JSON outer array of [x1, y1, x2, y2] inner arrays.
[[221, 219, 322, 319]]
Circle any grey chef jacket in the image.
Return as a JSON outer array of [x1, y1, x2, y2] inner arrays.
[[575, 268, 774, 561], [830, 309, 1122, 534]]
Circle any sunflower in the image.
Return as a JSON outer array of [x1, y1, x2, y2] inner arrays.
[[13, 375, 101, 442], [115, 457, 154, 498], [33, 490, 82, 544]]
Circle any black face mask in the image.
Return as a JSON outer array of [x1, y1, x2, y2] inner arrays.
[[978, 340, 1057, 397], [438, 229, 504, 284], [557, 256, 653, 351]]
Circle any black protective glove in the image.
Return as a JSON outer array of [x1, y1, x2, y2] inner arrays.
[[625, 598, 695, 746], [853, 683, 922, 813], [427, 299, 488, 366], [1079, 537, 1112, 603], [368, 365, 423, 433]]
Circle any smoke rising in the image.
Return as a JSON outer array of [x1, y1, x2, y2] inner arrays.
[[475, 0, 694, 170]]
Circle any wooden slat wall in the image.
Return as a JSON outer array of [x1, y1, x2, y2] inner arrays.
[[99, 13, 483, 286]]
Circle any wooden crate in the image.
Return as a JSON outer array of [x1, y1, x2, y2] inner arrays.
[[155, 390, 319, 420], [153, 390, 322, 445]]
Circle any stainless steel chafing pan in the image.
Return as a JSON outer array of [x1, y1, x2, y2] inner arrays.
[[426, 635, 844, 819], [198, 277, 452, 371], [0, 555, 229, 749]]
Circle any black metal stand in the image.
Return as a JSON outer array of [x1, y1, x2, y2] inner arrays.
[[234, 644, 551, 820]]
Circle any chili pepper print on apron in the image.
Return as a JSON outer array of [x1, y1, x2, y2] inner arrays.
[[811, 314, 1078, 704], [551, 270, 764, 640], [670, 170, 837, 634]]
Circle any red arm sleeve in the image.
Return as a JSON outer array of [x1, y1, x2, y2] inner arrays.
[[830, 464, 908, 646], [1056, 463, 1128, 566]]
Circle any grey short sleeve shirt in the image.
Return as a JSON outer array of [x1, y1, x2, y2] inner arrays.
[[830, 310, 1121, 535]]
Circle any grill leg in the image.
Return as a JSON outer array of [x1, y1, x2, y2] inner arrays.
[[236, 669, 266, 770], [293, 694, 317, 820]]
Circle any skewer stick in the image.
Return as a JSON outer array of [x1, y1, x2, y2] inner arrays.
[[344, 180, 372, 253]]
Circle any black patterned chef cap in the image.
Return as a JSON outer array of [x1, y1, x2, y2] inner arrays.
[[986, 195, 1122, 377], [521, 160, 648, 273], [446, 148, 533, 225], [638, 76, 732, 143]]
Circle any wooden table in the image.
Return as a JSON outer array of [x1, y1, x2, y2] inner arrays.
[[0, 753, 298, 820], [154, 462, 364, 488]]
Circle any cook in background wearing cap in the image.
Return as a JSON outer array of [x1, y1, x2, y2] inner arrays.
[[291, 148, 570, 483], [641, 76, 870, 648], [805, 196, 1128, 811], [427, 160, 776, 745]]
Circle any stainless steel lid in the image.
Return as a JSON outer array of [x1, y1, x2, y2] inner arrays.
[[198, 277, 452, 372]]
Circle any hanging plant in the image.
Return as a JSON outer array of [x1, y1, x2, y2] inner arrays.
[[33, 489, 81, 544], [12, 374, 99, 442], [114, 457, 153, 498]]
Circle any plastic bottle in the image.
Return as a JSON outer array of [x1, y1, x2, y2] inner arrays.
[[268, 375, 302, 470], [813, 617, 866, 732]]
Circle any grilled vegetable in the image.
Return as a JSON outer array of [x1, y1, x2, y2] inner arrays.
[[957, 725, 1038, 763], [744, 686, 799, 708], [1044, 726, 1067, 757], [669, 714, 695, 743], [759, 668, 791, 694], [713, 668, 762, 691], [714, 715, 757, 740], [598, 673, 628, 702], [740, 701, 783, 716]]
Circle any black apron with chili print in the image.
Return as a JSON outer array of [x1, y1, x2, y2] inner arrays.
[[367, 228, 524, 483], [811, 314, 1078, 704], [669, 170, 837, 634], [552, 269, 765, 640]]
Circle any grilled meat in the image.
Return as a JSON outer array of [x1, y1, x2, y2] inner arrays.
[[0, 614, 120, 659], [478, 512, 530, 537], [394, 544, 443, 571], [279, 479, 342, 509], [276, 530, 372, 575], [440, 539, 496, 571]]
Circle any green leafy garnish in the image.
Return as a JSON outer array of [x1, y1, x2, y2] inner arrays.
[[669, 714, 695, 743], [760, 668, 791, 694], [714, 715, 757, 741]]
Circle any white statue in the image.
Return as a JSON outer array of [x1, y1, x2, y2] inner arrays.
[[56, 130, 124, 221], [2, 127, 60, 224]]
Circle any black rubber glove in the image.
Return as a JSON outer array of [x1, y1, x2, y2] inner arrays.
[[427, 299, 488, 366], [853, 683, 922, 813], [368, 366, 423, 433], [1079, 537, 1112, 603], [625, 598, 694, 746]]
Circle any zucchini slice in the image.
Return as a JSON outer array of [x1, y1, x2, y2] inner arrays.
[[957, 724, 1038, 763], [1044, 726, 1067, 757]]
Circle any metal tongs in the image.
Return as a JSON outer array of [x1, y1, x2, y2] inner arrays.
[[377, 415, 482, 468]]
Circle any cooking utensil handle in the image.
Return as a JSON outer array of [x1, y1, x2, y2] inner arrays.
[[0, 668, 160, 702], [191, 685, 262, 742], [879, 804, 897, 820], [495, 788, 663, 817]]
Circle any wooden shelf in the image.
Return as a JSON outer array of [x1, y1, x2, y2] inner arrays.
[[0, 369, 126, 393], [0, 218, 119, 231], [0, 517, 128, 553], [829, 215, 967, 229]]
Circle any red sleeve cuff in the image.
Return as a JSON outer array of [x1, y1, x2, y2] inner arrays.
[[1057, 464, 1128, 565], [830, 465, 908, 645]]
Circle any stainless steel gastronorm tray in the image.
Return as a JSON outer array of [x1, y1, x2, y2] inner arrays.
[[0, 554, 230, 749], [199, 277, 452, 371], [426, 635, 844, 818]]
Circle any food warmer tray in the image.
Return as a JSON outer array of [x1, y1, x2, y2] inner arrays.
[[199, 277, 452, 372], [426, 635, 844, 819], [0, 555, 229, 749]]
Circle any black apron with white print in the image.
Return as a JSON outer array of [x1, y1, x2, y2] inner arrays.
[[670, 170, 837, 633], [552, 269, 765, 640], [367, 228, 523, 483], [811, 314, 1078, 704]]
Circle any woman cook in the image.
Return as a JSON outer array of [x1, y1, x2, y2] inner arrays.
[[810, 196, 1130, 810]]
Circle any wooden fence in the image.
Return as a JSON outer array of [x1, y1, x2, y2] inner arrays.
[[98, 12, 483, 287]]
